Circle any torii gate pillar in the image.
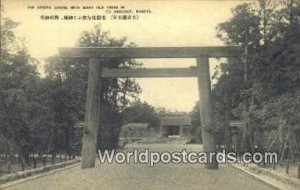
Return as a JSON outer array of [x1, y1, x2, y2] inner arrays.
[[197, 56, 218, 169], [81, 57, 102, 168]]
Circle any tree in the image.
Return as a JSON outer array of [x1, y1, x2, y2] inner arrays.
[[121, 101, 160, 128], [44, 24, 142, 151], [212, 0, 300, 157], [0, 17, 41, 165]]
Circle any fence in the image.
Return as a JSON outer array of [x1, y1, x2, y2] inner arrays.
[[0, 153, 76, 176]]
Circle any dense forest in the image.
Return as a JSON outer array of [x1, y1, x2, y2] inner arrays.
[[0, 18, 161, 166], [206, 0, 300, 161]]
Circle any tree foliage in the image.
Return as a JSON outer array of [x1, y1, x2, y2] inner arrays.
[[210, 0, 300, 156], [0, 20, 144, 162], [44, 24, 142, 151], [0, 17, 41, 165], [121, 101, 160, 128]]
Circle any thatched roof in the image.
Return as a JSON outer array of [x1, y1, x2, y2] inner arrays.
[[160, 114, 191, 126], [121, 123, 149, 131]]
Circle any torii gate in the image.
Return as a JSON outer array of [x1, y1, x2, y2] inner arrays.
[[59, 46, 242, 169]]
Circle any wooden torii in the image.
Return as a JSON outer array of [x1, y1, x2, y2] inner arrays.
[[59, 46, 242, 169]]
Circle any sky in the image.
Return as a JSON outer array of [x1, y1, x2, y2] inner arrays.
[[1, 0, 250, 112]]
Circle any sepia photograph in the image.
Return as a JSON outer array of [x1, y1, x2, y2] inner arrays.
[[0, 0, 300, 189]]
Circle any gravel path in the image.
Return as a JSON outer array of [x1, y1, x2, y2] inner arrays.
[[2, 144, 276, 190]]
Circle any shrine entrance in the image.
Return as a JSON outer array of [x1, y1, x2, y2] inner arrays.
[[59, 46, 242, 170]]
